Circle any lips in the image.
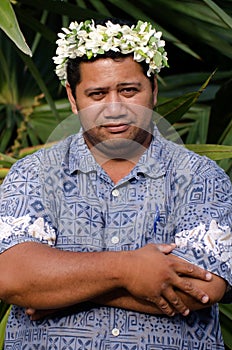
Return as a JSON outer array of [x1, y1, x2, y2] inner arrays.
[[102, 123, 131, 133]]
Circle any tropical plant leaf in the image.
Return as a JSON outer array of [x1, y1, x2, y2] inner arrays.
[[28, 99, 73, 143], [174, 105, 210, 144], [202, 0, 232, 29], [143, 0, 232, 58], [0, 302, 10, 323], [0, 0, 32, 56], [156, 72, 215, 124], [18, 0, 100, 19], [156, 92, 200, 124], [220, 305, 232, 349], [220, 305, 232, 321], [0, 153, 17, 165], [88, 0, 112, 16], [0, 303, 11, 349], [185, 144, 232, 160], [0, 168, 10, 180], [161, 0, 231, 28], [15, 8, 56, 44], [16, 50, 61, 123], [208, 78, 232, 144]]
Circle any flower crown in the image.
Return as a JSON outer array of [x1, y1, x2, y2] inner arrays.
[[53, 19, 169, 84]]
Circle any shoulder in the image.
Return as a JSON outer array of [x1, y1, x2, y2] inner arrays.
[[2, 134, 79, 184], [156, 135, 229, 181]]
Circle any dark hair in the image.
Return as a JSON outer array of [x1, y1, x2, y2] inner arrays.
[[66, 18, 155, 98]]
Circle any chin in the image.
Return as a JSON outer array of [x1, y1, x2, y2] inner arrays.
[[93, 138, 148, 160]]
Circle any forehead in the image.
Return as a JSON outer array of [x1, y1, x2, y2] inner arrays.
[[78, 56, 147, 85]]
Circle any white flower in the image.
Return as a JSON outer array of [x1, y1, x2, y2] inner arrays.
[[53, 19, 169, 84], [0, 215, 32, 240], [28, 217, 56, 246], [0, 215, 56, 247], [0, 221, 13, 240], [175, 220, 231, 265]]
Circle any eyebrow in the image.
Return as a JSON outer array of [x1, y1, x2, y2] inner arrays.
[[84, 82, 142, 94], [118, 82, 142, 87]]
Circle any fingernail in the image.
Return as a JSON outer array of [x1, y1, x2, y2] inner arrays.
[[183, 309, 190, 316], [206, 272, 212, 280], [201, 295, 209, 303]]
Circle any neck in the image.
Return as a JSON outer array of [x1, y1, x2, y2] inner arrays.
[[101, 158, 136, 184], [87, 136, 152, 184]]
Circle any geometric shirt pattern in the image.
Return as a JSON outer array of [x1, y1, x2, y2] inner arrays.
[[0, 126, 231, 349]]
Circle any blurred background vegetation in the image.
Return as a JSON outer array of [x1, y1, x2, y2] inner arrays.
[[0, 0, 231, 348]]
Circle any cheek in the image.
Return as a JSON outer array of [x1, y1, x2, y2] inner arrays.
[[75, 97, 93, 111], [79, 117, 95, 132], [78, 103, 102, 129], [131, 92, 154, 110]]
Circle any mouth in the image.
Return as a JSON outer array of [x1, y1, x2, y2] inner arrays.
[[101, 123, 132, 133]]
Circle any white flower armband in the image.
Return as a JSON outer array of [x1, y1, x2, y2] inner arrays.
[[174, 220, 231, 278], [0, 215, 56, 248]]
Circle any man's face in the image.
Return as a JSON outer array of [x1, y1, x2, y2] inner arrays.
[[66, 56, 157, 158]]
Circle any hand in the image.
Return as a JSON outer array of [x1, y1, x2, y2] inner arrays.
[[26, 308, 57, 321], [25, 301, 95, 321], [120, 244, 212, 316]]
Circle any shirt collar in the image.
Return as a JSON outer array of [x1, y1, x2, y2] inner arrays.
[[130, 127, 166, 180], [69, 130, 98, 174], [68, 125, 166, 179]]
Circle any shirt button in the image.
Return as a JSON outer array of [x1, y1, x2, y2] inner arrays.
[[112, 189, 119, 197], [112, 328, 120, 337], [111, 236, 119, 244]]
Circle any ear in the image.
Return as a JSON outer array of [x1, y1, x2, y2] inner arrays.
[[152, 76, 158, 106], [66, 83, 78, 114]]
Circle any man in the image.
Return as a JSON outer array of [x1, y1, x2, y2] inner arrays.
[[0, 18, 231, 349]]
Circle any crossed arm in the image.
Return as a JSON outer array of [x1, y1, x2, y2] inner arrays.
[[0, 241, 227, 320]]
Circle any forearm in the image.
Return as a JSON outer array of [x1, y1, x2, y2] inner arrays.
[[93, 289, 162, 314], [0, 242, 124, 309], [28, 275, 227, 321], [0, 242, 213, 315], [26, 291, 162, 321]]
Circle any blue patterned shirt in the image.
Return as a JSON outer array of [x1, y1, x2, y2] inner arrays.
[[0, 127, 231, 349]]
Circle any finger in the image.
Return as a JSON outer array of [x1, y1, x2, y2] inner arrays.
[[175, 277, 209, 304], [147, 296, 176, 317], [25, 308, 36, 316], [174, 259, 212, 281], [162, 288, 190, 316]]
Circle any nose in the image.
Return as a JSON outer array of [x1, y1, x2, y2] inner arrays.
[[104, 92, 126, 119]]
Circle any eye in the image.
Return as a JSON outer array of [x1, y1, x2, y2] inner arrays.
[[120, 87, 138, 97], [88, 91, 106, 100]]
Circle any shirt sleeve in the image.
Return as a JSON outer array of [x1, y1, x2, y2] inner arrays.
[[0, 215, 56, 253], [0, 151, 57, 253], [173, 220, 231, 302], [169, 154, 232, 302]]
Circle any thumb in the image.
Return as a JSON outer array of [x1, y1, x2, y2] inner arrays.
[[156, 243, 176, 254]]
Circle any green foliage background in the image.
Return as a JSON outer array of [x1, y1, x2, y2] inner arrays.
[[0, 0, 231, 348]]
